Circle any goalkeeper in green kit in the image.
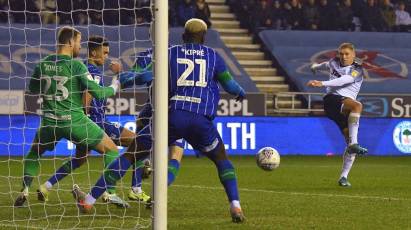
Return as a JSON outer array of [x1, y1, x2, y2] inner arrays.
[[14, 26, 121, 207]]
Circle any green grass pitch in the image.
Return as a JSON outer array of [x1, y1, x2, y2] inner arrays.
[[0, 155, 410, 229]]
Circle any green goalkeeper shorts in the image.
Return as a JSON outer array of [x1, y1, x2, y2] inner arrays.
[[35, 116, 105, 151]]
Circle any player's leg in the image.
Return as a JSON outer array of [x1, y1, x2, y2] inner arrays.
[[323, 94, 358, 186], [90, 121, 133, 207], [125, 119, 151, 202], [73, 135, 151, 212], [38, 145, 89, 201], [64, 117, 129, 208], [102, 122, 130, 197], [39, 119, 124, 205], [116, 125, 135, 147], [201, 140, 244, 223], [15, 126, 60, 207], [170, 110, 244, 223], [167, 141, 184, 186], [341, 98, 368, 155]]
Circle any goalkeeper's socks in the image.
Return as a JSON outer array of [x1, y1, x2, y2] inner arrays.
[[47, 158, 81, 187], [216, 160, 239, 202], [90, 155, 131, 200], [131, 161, 144, 188], [23, 175, 34, 188], [167, 159, 180, 186]]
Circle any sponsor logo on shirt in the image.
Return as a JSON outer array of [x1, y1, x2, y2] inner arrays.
[[351, 70, 359, 77]]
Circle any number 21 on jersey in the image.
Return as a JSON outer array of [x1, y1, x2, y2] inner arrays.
[[177, 58, 207, 87]]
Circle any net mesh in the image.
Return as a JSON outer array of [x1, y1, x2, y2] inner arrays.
[[0, 1, 154, 229]]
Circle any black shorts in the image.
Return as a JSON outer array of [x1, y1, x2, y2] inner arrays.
[[323, 94, 348, 131]]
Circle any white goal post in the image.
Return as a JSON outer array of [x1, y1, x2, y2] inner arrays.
[[152, 0, 168, 229]]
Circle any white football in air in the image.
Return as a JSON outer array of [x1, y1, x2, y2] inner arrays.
[[256, 147, 280, 171]]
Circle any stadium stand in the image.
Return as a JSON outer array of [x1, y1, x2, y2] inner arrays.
[[259, 30, 411, 96], [223, 0, 411, 115], [2, 0, 410, 115], [0, 25, 258, 94], [208, 0, 299, 115]]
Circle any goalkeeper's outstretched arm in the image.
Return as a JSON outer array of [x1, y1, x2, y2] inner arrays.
[[77, 62, 118, 100]]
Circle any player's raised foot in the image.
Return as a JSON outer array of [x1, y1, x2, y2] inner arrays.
[[102, 192, 130, 208], [128, 189, 151, 203], [37, 184, 49, 202], [230, 207, 245, 223], [72, 184, 93, 214], [14, 188, 29, 207], [338, 177, 351, 187], [347, 144, 368, 155]]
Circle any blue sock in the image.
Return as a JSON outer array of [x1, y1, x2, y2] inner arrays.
[[215, 160, 239, 202], [48, 158, 81, 186], [168, 159, 180, 186], [132, 161, 144, 188], [91, 155, 131, 199]]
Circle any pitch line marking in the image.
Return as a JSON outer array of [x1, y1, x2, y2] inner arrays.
[[172, 184, 410, 202]]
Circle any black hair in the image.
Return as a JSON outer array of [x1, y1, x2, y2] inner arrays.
[[88, 35, 109, 52]]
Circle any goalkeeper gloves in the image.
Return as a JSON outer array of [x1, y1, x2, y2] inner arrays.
[[110, 76, 120, 94]]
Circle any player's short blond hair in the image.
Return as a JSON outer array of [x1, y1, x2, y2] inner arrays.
[[57, 26, 81, 45], [184, 18, 208, 34], [338, 42, 355, 51]]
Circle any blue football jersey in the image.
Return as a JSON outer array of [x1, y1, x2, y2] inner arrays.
[[168, 43, 227, 118], [85, 62, 106, 125], [134, 49, 153, 70]]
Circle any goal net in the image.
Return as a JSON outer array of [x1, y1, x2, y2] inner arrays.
[[0, 0, 168, 229]]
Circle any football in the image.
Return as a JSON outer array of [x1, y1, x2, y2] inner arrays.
[[256, 147, 280, 171]]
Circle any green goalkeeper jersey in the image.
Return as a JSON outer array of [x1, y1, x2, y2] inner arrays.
[[29, 54, 115, 122]]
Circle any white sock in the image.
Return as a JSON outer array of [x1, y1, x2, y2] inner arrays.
[[44, 181, 52, 190], [230, 200, 241, 209], [348, 113, 361, 145], [132, 186, 143, 194], [340, 152, 356, 179], [85, 194, 96, 206]]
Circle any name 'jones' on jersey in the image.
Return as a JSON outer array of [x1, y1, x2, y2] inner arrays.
[[168, 44, 227, 118]]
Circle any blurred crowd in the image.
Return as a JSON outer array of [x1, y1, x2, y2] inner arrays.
[[1, 0, 410, 33], [0, 0, 211, 27], [227, 0, 411, 32]]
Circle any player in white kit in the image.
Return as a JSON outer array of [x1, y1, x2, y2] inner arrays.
[[307, 42, 368, 187]]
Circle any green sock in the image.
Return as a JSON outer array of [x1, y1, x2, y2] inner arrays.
[[23, 150, 41, 188], [134, 160, 144, 169], [104, 149, 119, 194]]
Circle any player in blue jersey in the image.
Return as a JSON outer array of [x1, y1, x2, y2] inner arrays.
[[37, 36, 152, 207], [73, 19, 246, 223], [123, 47, 188, 187]]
